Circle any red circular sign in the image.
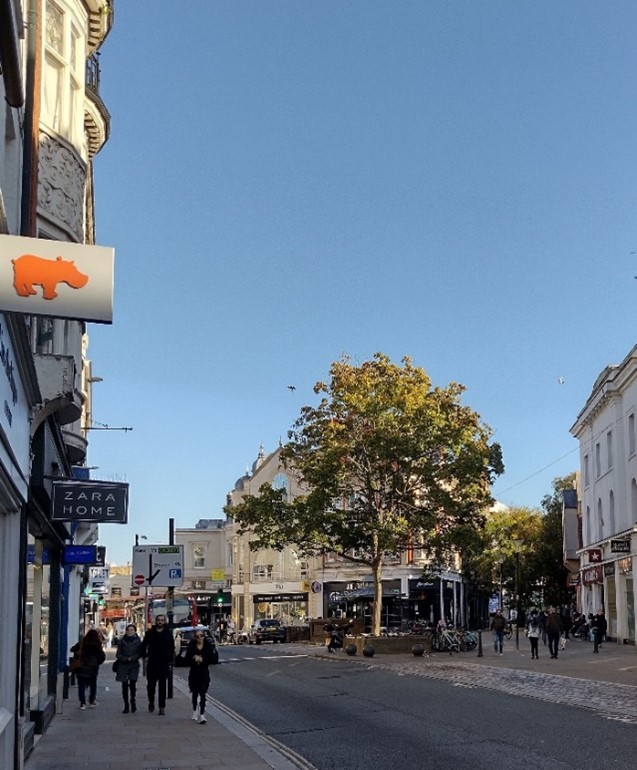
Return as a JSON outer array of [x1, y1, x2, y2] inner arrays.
[[134, 574, 145, 586]]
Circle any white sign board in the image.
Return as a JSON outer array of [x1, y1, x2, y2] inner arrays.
[[0, 234, 114, 323], [131, 545, 184, 588], [89, 566, 109, 594]]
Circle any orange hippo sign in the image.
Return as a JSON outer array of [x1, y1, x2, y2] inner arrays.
[[0, 235, 114, 323], [13, 254, 89, 300]]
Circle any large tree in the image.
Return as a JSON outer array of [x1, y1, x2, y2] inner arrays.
[[226, 353, 503, 635]]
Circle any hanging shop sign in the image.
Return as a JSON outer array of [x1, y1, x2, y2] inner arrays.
[[582, 565, 603, 585], [603, 563, 616, 577], [610, 539, 631, 554], [51, 480, 129, 523], [566, 572, 581, 587], [587, 548, 602, 563], [0, 234, 114, 323]]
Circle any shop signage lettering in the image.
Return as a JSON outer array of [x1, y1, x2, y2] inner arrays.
[[51, 480, 129, 523], [610, 539, 631, 553], [253, 593, 307, 603], [566, 572, 580, 586], [582, 565, 603, 585]]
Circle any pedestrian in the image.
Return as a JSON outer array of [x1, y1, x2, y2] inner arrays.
[[140, 614, 174, 715], [546, 607, 563, 659], [591, 609, 608, 648], [70, 628, 106, 709], [525, 609, 541, 659], [115, 623, 142, 713], [490, 609, 506, 655], [226, 616, 236, 644], [185, 628, 216, 724]]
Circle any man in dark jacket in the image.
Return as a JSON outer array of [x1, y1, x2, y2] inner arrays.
[[591, 609, 608, 648], [545, 607, 563, 659], [140, 614, 174, 715]]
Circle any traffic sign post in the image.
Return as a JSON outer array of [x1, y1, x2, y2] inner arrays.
[[131, 545, 184, 588]]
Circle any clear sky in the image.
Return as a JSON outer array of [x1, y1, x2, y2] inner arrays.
[[88, 1, 637, 565]]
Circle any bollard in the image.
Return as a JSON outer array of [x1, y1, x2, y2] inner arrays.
[[592, 627, 599, 653], [477, 629, 483, 658], [62, 665, 70, 700]]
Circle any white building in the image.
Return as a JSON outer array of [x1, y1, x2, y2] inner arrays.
[[571, 346, 637, 643]]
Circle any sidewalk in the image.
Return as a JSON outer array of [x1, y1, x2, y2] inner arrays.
[[25, 651, 309, 770]]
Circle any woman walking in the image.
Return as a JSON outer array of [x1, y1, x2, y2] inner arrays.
[[526, 609, 541, 659], [115, 623, 142, 713], [70, 628, 106, 709], [185, 629, 216, 724]]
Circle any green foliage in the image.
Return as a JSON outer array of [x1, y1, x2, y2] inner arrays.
[[226, 353, 503, 634]]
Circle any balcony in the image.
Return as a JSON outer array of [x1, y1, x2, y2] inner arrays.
[[32, 353, 83, 426], [85, 54, 111, 158]]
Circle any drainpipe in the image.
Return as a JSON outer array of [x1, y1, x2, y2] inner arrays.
[[20, 0, 41, 238], [0, 0, 25, 107]]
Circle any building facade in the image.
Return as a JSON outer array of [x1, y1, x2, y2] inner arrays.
[[225, 445, 471, 633], [0, 2, 113, 766], [571, 345, 637, 643]]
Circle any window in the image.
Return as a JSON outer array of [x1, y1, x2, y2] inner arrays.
[[253, 564, 273, 581], [597, 498, 603, 539], [609, 491, 615, 535], [595, 443, 601, 477], [299, 560, 309, 579], [584, 455, 589, 487], [607, 431, 613, 470], [43, 1, 84, 145], [192, 546, 205, 569], [272, 473, 289, 501], [629, 414, 636, 456]]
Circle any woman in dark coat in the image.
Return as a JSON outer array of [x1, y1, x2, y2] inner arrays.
[[115, 623, 142, 713], [70, 628, 106, 709], [185, 630, 216, 723]]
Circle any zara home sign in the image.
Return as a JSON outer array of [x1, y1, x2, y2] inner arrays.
[[0, 234, 114, 323], [51, 481, 129, 523]]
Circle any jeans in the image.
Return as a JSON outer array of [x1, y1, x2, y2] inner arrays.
[[493, 630, 504, 653], [529, 637, 539, 658], [77, 673, 97, 705]]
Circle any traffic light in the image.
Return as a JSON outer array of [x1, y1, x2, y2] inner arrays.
[[83, 599, 91, 614], [216, 588, 223, 605]]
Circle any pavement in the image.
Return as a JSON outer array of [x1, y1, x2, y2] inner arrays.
[[25, 635, 637, 770]]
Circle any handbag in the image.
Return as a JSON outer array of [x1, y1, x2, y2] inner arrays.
[[70, 639, 84, 672], [112, 659, 120, 673]]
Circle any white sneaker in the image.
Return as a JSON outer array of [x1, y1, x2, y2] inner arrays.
[[191, 710, 198, 721], [198, 714, 207, 724]]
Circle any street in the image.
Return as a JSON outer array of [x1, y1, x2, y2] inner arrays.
[[197, 644, 637, 770]]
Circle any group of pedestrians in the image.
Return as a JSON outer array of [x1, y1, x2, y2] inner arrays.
[[70, 613, 215, 723], [489, 606, 608, 660]]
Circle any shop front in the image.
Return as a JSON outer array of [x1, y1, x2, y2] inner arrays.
[[252, 592, 308, 626], [324, 580, 402, 631]]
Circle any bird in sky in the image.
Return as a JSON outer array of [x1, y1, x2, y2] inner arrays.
[[558, 377, 565, 385], [287, 385, 296, 392]]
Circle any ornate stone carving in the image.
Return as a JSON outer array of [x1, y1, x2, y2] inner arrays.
[[38, 132, 86, 242]]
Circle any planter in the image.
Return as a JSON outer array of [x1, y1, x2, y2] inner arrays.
[[347, 635, 432, 655]]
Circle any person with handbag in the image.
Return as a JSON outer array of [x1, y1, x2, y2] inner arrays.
[[185, 629, 216, 724], [70, 628, 106, 709], [115, 623, 142, 713]]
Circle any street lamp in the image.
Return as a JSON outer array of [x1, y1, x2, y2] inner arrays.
[[135, 533, 147, 546], [134, 534, 148, 632], [513, 540, 522, 650]]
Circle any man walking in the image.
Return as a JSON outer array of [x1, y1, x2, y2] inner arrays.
[[141, 614, 174, 715], [546, 607, 563, 659], [490, 609, 506, 655]]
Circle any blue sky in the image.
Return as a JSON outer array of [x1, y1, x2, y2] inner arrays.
[[88, 1, 637, 565]]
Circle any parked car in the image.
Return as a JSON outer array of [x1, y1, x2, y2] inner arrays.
[[173, 625, 219, 666], [248, 619, 287, 644]]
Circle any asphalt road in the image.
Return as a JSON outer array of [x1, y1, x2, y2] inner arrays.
[[204, 645, 637, 770]]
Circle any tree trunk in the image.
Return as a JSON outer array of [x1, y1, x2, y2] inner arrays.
[[372, 559, 383, 636]]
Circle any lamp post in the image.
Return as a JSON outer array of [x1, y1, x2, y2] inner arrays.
[[134, 534, 148, 632]]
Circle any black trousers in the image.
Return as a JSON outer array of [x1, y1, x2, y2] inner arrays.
[[547, 631, 560, 658], [146, 665, 169, 708]]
